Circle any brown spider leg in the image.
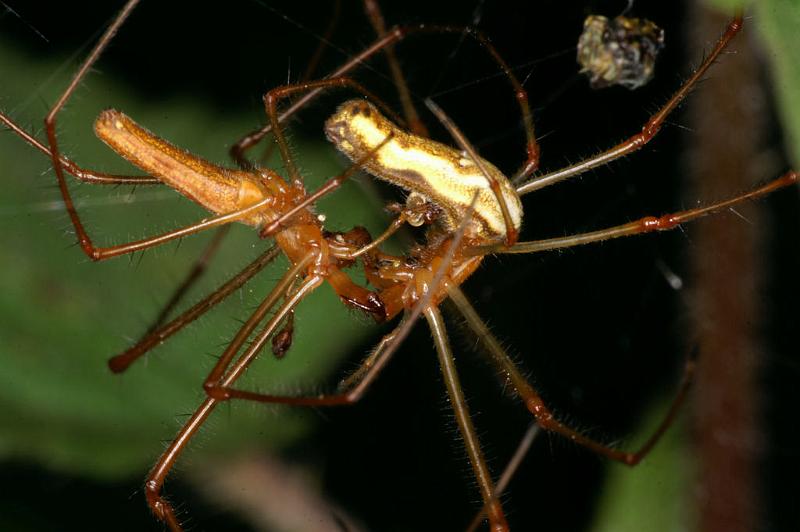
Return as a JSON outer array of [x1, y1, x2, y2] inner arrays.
[[207, 315, 406, 406], [333, 214, 406, 261], [232, 24, 539, 176], [204, 192, 480, 404], [0, 111, 158, 184], [201, 254, 319, 394], [336, 324, 402, 393], [265, 77, 403, 189], [362, 0, 428, 137], [202, 302, 409, 405], [168, 0, 338, 348], [30, 0, 265, 266], [424, 98, 519, 246], [465, 423, 541, 532], [43, 0, 146, 259], [230, 32, 396, 167], [107, 244, 281, 373], [272, 276, 302, 359], [258, 128, 394, 321], [92, 106, 386, 319], [271, 307, 295, 359], [209, 193, 478, 406], [300, 0, 343, 84], [250, 0, 343, 168], [145, 254, 318, 531], [259, 131, 395, 236], [78, 195, 275, 261], [499, 170, 798, 255], [448, 285, 694, 466], [425, 305, 509, 532], [139, 225, 231, 336], [192, 202, 492, 532], [516, 14, 744, 195]]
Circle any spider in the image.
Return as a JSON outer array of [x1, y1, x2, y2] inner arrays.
[[3, 1, 796, 532]]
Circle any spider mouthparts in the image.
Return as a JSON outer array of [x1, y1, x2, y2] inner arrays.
[[324, 120, 346, 145]]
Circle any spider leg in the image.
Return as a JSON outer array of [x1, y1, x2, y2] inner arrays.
[[203, 316, 404, 406], [362, 0, 428, 137], [300, 0, 343, 84], [0, 111, 158, 184], [259, 124, 394, 236], [82, 195, 275, 261], [516, 14, 744, 195], [204, 191, 480, 404], [138, 226, 231, 335], [8, 0, 276, 263], [202, 195, 511, 530], [264, 76, 401, 189], [107, 244, 281, 373], [465, 423, 541, 532], [498, 170, 797, 255], [424, 98, 520, 246], [18, 0, 280, 263], [247, 1, 344, 169], [426, 305, 509, 532], [447, 286, 694, 466], [145, 254, 319, 531], [42, 0, 148, 259], [232, 24, 540, 176]]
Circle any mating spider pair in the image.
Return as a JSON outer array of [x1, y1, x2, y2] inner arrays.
[[0, 1, 796, 530]]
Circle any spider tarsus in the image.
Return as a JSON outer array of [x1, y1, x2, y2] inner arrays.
[[107, 356, 129, 374], [623, 453, 640, 467]]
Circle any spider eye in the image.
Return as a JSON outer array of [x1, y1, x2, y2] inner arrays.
[[349, 101, 371, 117]]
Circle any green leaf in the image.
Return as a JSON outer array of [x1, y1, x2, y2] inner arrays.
[[589, 399, 694, 532], [0, 39, 386, 479]]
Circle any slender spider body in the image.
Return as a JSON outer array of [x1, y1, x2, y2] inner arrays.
[[1, 2, 798, 531]]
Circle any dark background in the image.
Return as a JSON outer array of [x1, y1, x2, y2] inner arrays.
[[1, 1, 798, 531]]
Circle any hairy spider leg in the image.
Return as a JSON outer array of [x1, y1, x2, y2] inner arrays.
[[231, 24, 540, 180], [515, 14, 744, 196]]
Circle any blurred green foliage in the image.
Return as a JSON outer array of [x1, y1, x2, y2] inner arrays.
[[590, 401, 692, 532], [0, 38, 386, 480]]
